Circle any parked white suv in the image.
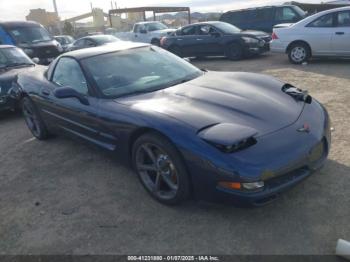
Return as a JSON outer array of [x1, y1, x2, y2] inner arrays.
[[271, 7, 350, 64]]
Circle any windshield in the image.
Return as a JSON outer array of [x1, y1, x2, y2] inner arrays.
[[93, 35, 119, 44], [0, 47, 33, 68], [82, 46, 202, 98], [145, 22, 168, 32], [211, 21, 241, 34], [9, 26, 52, 44]]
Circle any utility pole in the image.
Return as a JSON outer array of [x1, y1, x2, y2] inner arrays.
[[53, 0, 62, 34]]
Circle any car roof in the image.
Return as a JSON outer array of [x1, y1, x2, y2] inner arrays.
[[0, 21, 41, 28], [62, 41, 150, 60], [135, 21, 163, 25], [293, 6, 350, 27]]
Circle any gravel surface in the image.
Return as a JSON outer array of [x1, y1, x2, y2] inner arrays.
[[0, 53, 349, 255]]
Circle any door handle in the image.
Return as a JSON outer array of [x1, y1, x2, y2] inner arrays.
[[177, 38, 183, 41], [196, 38, 204, 41], [336, 32, 345, 35], [41, 89, 50, 96]]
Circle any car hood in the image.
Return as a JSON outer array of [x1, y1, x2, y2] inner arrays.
[[117, 72, 304, 136], [18, 40, 59, 48], [241, 30, 269, 37], [150, 29, 175, 35]]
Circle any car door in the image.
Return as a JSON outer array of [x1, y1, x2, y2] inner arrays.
[[196, 24, 222, 56], [45, 57, 103, 142], [133, 24, 148, 43], [175, 25, 199, 57], [331, 10, 350, 55], [303, 13, 335, 55]]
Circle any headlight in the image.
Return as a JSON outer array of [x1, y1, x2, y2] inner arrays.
[[23, 48, 34, 56], [242, 37, 259, 44]]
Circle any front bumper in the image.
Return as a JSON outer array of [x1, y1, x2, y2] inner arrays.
[[270, 39, 288, 53], [245, 41, 270, 55], [187, 101, 331, 206]]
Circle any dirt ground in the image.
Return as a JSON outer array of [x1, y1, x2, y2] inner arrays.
[[0, 53, 349, 255]]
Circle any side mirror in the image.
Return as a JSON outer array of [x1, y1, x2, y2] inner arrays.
[[140, 29, 147, 34], [32, 57, 40, 64], [183, 57, 191, 62], [53, 87, 89, 105]]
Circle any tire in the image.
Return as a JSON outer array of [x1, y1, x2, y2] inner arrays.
[[21, 97, 50, 140], [226, 42, 243, 60], [169, 45, 183, 57], [288, 42, 311, 64], [132, 132, 191, 205], [151, 38, 160, 46]]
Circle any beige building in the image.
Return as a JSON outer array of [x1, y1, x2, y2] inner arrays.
[[26, 8, 60, 27]]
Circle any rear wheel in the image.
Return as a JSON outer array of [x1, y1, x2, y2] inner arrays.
[[226, 43, 243, 60], [22, 97, 49, 140], [132, 133, 190, 205], [288, 43, 311, 64]]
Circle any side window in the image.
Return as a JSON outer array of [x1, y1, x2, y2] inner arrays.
[[199, 25, 211, 35], [275, 7, 298, 21], [52, 58, 89, 95], [256, 8, 273, 22], [85, 39, 96, 47], [337, 11, 350, 27], [308, 13, 334, 28], [74, 39, 84, 47], [199, 25, 219, 35], [182, 26, 196, 36], [175, 29, 182, 36]]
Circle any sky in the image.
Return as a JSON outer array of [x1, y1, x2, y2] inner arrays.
[[0, 0, 325, 21]]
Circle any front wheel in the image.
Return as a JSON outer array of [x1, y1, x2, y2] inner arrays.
[[226, 43, 243, 60], [22, 97, 49, 140], [288, 43, 311, 64], [132, 133, 191, 205]]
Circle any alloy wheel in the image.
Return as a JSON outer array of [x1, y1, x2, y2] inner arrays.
[[291, 46, 306, 63], [23, 101, 40, 137], [135, 143, 179, 200]]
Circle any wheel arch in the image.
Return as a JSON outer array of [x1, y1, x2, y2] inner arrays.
[[128, 127, 194, 194], [286, 40, 312, 56]]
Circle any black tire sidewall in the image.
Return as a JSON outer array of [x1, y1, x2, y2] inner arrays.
[[22, 97, 49, 140], [132, 133, 190, 205], [226, 43, 243, 60]]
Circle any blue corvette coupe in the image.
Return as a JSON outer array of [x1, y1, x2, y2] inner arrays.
[[13, 42, 331, 206]]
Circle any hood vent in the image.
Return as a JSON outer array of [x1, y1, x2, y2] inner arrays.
[[282, 84, 312, 104]]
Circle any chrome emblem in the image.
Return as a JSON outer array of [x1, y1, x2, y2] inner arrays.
[[297, 123, 310, 133]]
